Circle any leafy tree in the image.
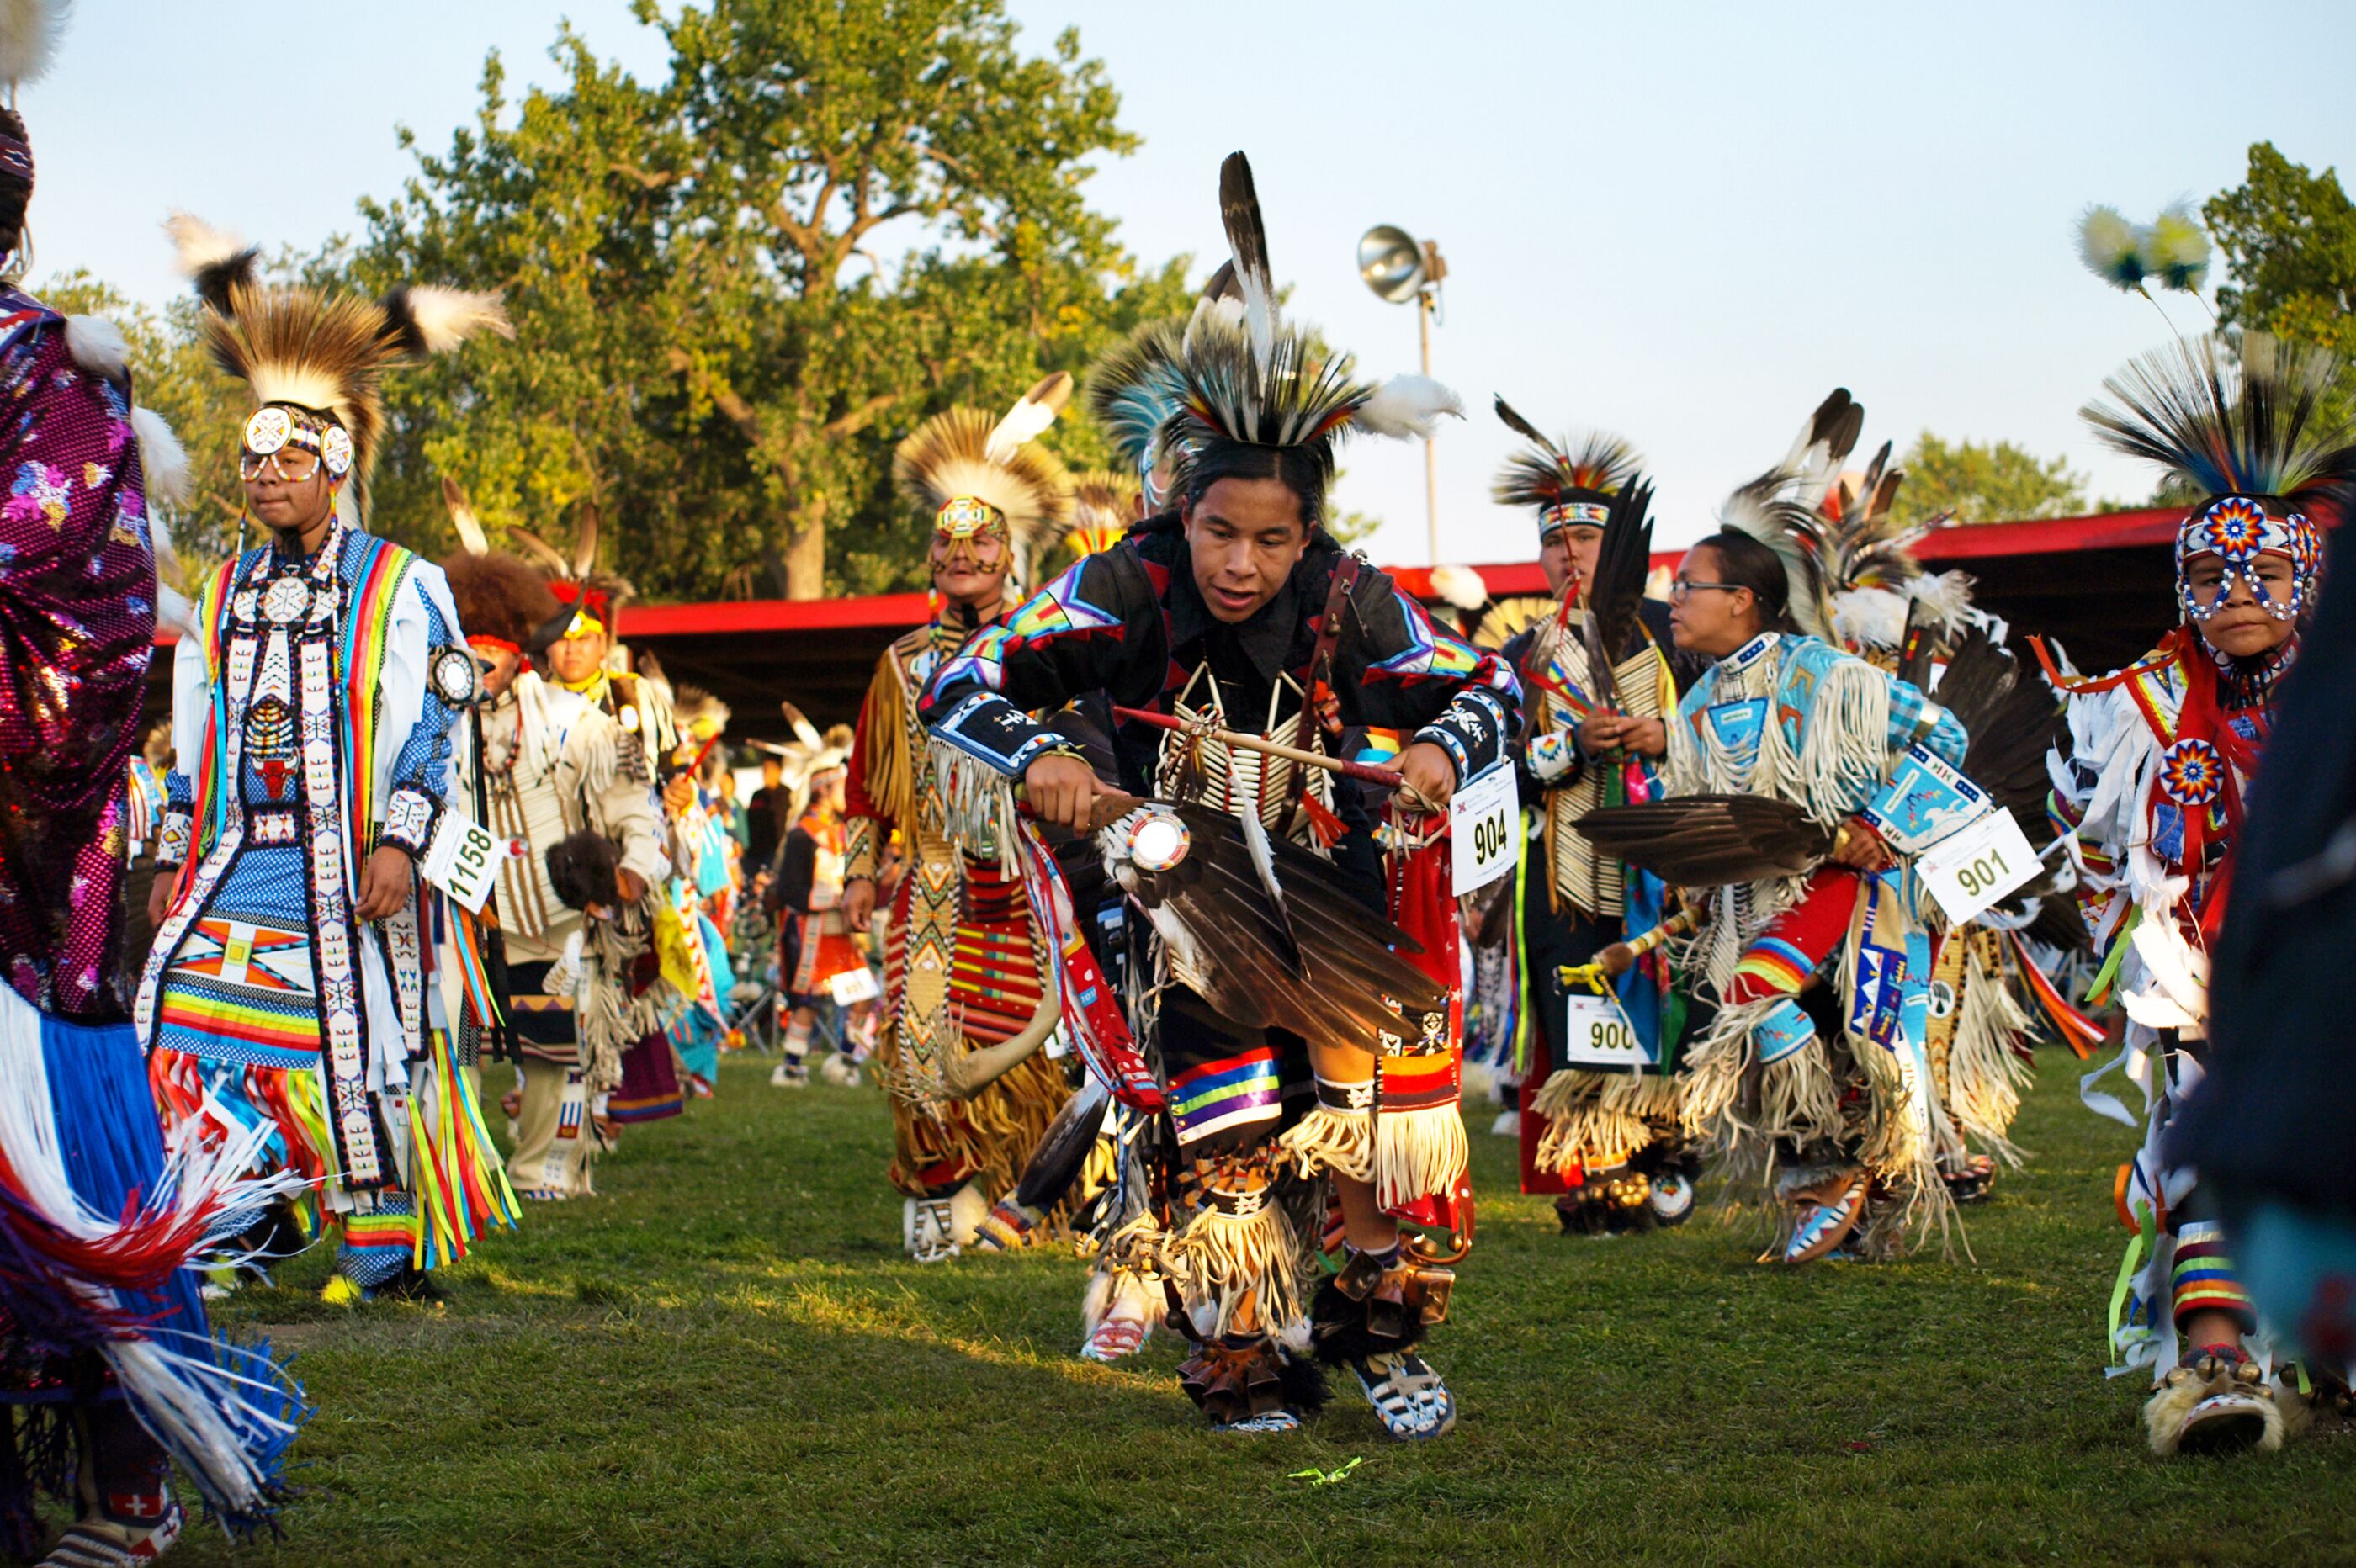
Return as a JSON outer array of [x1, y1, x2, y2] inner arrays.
[[2205, 142, 2356, 360], [345, 0, 1189, 601], [1893, 432, 2094, 525]]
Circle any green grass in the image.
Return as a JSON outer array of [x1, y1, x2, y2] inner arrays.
[[174, 1054, 2352, 1568]]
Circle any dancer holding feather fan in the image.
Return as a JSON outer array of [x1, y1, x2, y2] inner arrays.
[[923, 153, 1515, 1438], [1484, 400, 1703, 1234], [1575, 390, 1977, 1264]]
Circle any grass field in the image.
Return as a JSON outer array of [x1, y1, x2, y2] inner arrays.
[[173, 1052, 2351, 1567]]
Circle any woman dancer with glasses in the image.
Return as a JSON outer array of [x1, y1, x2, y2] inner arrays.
[[1581, 392, 1977, 1264]]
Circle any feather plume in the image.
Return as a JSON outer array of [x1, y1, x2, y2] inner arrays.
[[1356, 374, 1462, 441], [1109, 801, 1446, 1055], [1426, 563, 1488, 612], [502, 524, 574, 577], [1472, 593, 1555, 650], [0, 0, 68, 86], [2082, 331, 2356, 501], [2077, 204, 2150, 292], [440, 475, 489, 556], [1218, 152, 1277, 379], [1782, 389, 1861, 510], [61, 314, 125, 380], [1718, 468, 1833, 641], [129, 405, 188, 506], [1584, 477, 1655, 680], [1931, 630, 2064, 829], [163, 210, 257, 316], [571, 500, 599, 580], [2145, 201, 2210, 293], [777, 699, 825, 751], [1820, 439, 1929, 599], [988, 371, 1073, 461], [1085, 319, 1187, 478], [1064, 468, 1140, 558], [1366, 373, 1467, 446]]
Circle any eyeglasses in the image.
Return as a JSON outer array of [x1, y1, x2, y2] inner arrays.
[[240, 448, 322, 484], [1669, 579, 1742, 601]]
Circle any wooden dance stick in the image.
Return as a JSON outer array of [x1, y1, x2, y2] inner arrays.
[[1557, 907, 1699, 993]]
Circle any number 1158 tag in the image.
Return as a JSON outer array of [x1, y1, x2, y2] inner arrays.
[[1449, 763, 1518, 897]]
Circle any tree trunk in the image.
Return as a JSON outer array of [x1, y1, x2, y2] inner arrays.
[[784, 491, 826, 600]]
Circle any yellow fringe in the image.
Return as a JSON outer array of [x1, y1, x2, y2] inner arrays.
[[1373, 1104, 1469, 1211], [1170, 1195, 1303, 1341], [1945, 938, 2035, 1164], [1531, 1068, 1649, 1174], [857, 644, 916, 837], [1276, 1104, 1373, 1182], [887, 1046, 1069, 1201], [1757, 1041, 1844, 1147]]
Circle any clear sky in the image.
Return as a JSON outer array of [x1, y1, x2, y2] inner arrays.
[[26, 1, 2355, 568]]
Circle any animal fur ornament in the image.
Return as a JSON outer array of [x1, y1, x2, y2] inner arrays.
[[167, 211, 512, 525]]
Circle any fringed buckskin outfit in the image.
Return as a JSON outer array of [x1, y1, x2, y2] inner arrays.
[[847, 378, 1078, 1259]]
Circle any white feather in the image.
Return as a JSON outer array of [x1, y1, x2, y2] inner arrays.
[[155, 584, 197, 641], [61, 313, 125, 379], [1239, 276, 1276, 381], [162, 210, 246, 278], [1427, 563, 1488, 612], [404, 286, 513, 354], [1905, 569, 1974, 631], [0, 0, 67, 86], [1355, 375, 1463, 441], [985, 373, 1070, 463], [130, 405, 188, 506], [1831, 586, 1908, 651]]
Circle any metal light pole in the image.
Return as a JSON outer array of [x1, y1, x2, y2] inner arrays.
[[1358, 225, 1448, 564]]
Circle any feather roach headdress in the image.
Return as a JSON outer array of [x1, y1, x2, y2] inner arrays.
[[1491, 395, 1642, 540], [1716, 388, 1863, 641], [2083, 331, 2356, 623], [1154, 153, 1462, 519], [1065, 468, 1139, 560], [894, 372, 1075, 591], [440, 549, 560, 653], [454, 483, 635, 647], [759, 702, 856, 822], [168, 211, 512, 527]]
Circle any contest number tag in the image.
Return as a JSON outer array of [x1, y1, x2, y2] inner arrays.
[[1914, 808, 2038, 925], [1562, 989, 1649, 1069], [1449, 762, 1518, 897], [419, 809, 509, 915], [826, 966, 882, 1006]]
